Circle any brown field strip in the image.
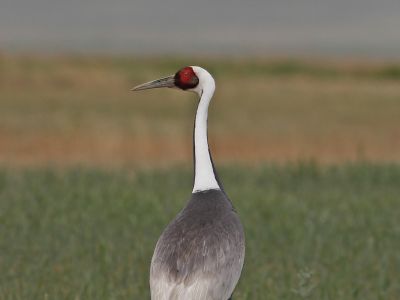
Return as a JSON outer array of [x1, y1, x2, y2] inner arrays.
[[1, 132, 400, 168], [0, 54, 399, 167]]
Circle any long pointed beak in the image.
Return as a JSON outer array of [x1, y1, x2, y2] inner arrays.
[[131, 75, 175, 91]]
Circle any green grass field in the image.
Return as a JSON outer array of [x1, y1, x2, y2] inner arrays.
[[1, 164, 399, 299]]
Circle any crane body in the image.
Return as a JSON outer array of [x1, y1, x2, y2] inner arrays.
[[133, 66, 245, 300]]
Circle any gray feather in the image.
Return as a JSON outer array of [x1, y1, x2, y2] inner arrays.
[[150, 189, 245, 300]]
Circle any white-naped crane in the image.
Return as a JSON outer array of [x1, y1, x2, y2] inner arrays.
[[132, 66, 245, 300]]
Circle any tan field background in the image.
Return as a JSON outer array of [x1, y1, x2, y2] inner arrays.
[[0, 54, 399, 168]]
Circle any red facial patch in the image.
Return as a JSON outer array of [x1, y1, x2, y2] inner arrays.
[[174, 67, 199, 90]]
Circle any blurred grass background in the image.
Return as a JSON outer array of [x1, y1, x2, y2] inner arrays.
[[1, 54, 399, 167], [0, 54, 400, 299]]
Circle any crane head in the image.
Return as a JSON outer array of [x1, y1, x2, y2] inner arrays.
[[132, 66, 211, 96]]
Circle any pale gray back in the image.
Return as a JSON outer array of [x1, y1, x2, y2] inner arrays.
[[150, 189, 245, 300]]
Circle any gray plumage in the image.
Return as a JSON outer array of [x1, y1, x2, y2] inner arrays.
[[150, 189, 245, 300]]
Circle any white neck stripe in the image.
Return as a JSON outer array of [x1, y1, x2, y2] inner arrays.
[[191, 67, 220, 193]]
